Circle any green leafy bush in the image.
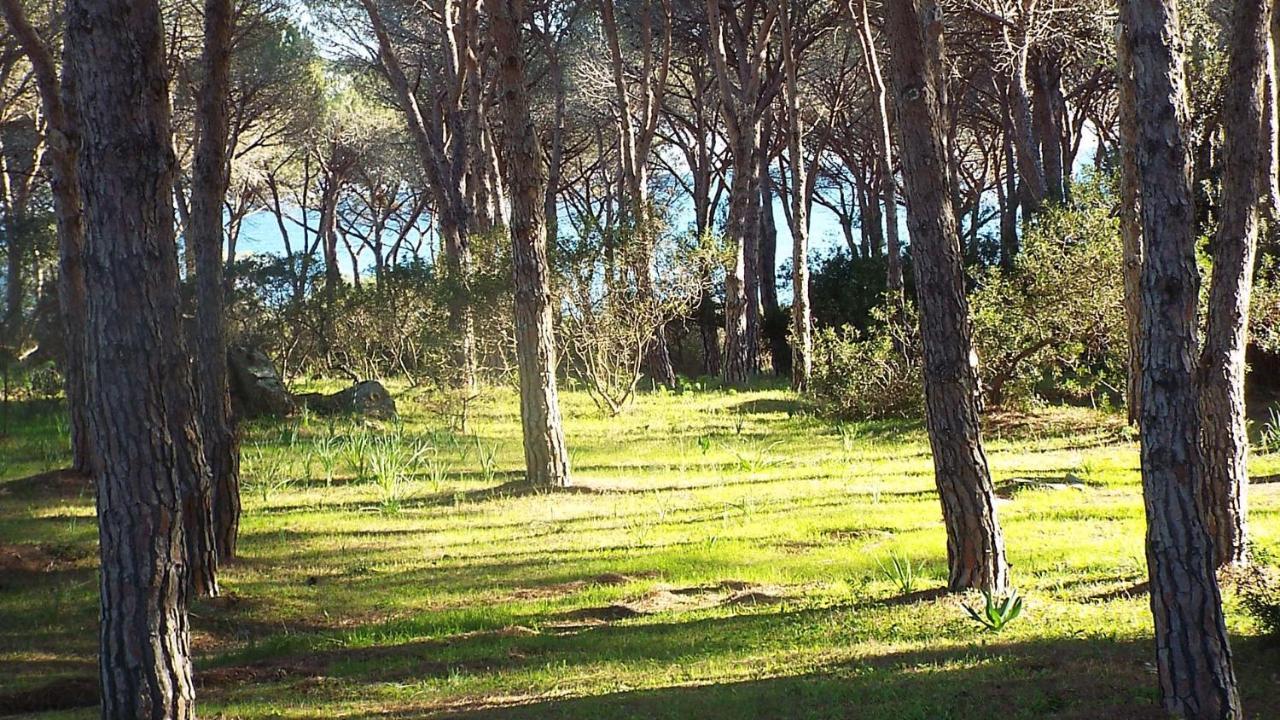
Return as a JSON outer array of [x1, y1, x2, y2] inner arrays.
[[809, 303, 922, 420], [969, 179, 1126, 407]]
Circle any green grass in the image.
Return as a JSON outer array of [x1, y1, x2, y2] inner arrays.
[[2, 384, 1279, 719]]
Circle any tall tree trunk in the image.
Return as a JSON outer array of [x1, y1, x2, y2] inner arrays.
[[1117, 22, 1144, 427], [722, 131, 759, 384], [780, 10, 810, 391], [191, 0, 240, 572], [361, 0, 477, 389], [0, 0, 92, 474], [488, 0, 572, 488], [851, 0, 903, 308], [1031, 51, 1066, 203], [758, 119, 779, 322], [1007, 19, 1047, 215], [1198, 0, 1272, 570], [66, 0, 205, 711], [885, 0, 1008, 593], [1120, 0, 1243, 716], [999, 114, 1020, 268]]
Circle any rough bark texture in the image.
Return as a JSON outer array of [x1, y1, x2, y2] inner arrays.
[[1006, 13, 1047, 214], [66, 0, 205, 712], [884, 0, 1008, 594], [191, 0, 240, 570], [1031, 51, 1066, 203], [1197, 0, 1272, 569], [0, 0, 93, 475], [1116, 22, 1144, 426], [1120, 0, 1243, 716], [488, 0, 572, 488], [704, 0, 774, 384]]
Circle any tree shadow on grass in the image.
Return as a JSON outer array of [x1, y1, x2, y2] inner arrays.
[[380, 636, 1279, 720]]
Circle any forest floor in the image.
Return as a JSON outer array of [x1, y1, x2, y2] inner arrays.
[[3, 383, 1280, 719]]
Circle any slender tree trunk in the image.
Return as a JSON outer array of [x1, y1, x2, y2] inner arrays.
[[781, 9, 810, 390], [1031, 51, 1066, 203], [723, 130, 758, 384], [1120, 0, 1243, 716], [66, 0, 205, 711], [1008, 24, 1047, 215], [758, 119, 779, 321], [851, 0, 903, 308], [1198, 0, 1271, 570], [0, 0, 92, 475], [885, 0, 1008, 593], [1117, 23, 1144, 427], [190, 0, 240, 574], [488, 0, 572, 488]]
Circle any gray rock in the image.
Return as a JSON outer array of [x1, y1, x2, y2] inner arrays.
[[296, 380, 397, 419], [227, 345, 295, 418]]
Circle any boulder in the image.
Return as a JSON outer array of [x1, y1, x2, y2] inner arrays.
[[296, 380, 397, 419], [227, 345, 295, 418]]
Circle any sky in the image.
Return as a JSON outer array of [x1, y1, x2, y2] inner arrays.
[[229, 128, 1101, 297]]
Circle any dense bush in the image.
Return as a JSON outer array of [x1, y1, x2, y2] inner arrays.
[[810, 304, 923, 420], [227, 232, 513, 386], [969, 181, 1127, 407], [810, 178, 1127, 419]]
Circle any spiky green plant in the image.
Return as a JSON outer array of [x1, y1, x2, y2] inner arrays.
[[964, 588, 1024, 632]]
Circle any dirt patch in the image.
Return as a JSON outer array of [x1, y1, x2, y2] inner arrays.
[[552, 580, 792, 627], [995, 475, 1089, 500], [1084, 581, 1149, 603], [0, 676, 98, 716], [0, 468, 92, 498], [0, 542, 91, 575]]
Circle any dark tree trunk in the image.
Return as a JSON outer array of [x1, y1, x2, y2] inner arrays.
[[1031, 51, 1066, 204], [1117, 23, 1144, 427], [885, 0, 1009, 593], [66, 0, 207, 712], [190, 0, 240, 573], [1009, 31, 1047, 215], [998, 125, 1019, 269], [0, 0, 93, 475], [758, 120, 779, 322], [722, 127, 760, 385], [1120, 0, 1243, 716], [1198, 0, 1272, 570], [852, 0, 903, 307], [487, 0, 572, 488]]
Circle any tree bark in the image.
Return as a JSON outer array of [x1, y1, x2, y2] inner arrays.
[[0, 0, 93, 475], [190, 0, 240, 573], [1117, 21, 1144, 427], [1031, 50, 1066, 203], [1005, 7, 1047, 215], [360, 0, 478, 389], [1197, 0, 1272, 570], [884, 0, 1008, 593], [1120, 0, 1243, 716], [780, 6, 810, 390], [851, 0, 903, 309], [487, 0, 572, 488], [66, 0, 206, 711]]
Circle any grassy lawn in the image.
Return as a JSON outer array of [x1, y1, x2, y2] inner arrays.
[[2, 384, 1279, 719]]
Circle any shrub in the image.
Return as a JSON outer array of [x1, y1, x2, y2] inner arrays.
[[969, 178, 1127, 408], [810, 303, 923, 420]]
